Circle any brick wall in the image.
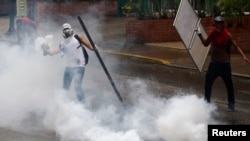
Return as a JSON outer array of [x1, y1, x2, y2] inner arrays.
[[35, 1, 117, 21], [126, 16, 250, 53], [0, 0, 8, 15], [125, 18, 181, 43]]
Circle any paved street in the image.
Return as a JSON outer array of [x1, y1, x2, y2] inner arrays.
[[0, 51, 249, 140]]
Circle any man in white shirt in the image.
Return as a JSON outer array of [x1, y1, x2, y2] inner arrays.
[[42, 23, 94, 103]]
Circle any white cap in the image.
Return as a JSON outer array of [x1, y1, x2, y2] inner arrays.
[[214, 16, 224, 22], [62, 23, 72, 30]]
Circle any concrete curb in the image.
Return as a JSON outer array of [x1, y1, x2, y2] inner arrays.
[[102, 50, 250, 79], [102, 50, 170, 65]]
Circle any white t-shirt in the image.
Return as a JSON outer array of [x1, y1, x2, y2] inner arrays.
[[60, 34, 86, 67]]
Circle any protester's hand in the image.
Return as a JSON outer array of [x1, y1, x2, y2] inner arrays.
[[195, 27, 201, 36], [41, 43, 49, 56]]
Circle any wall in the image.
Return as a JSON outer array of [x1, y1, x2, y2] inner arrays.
[[35, 1, 118, 21], [0, 0, 14, 15], [0, 0, 9, 15], [125, 18, 181, 43], [126, 16, 250, 53]]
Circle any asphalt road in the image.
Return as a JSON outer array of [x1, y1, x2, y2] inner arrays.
[[110, 57, 250, 124], [0, 39, 250, 141]]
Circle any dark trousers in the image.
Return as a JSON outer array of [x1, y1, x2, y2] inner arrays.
[[63, 67, 85, 102], [205, 62, 235, 105]]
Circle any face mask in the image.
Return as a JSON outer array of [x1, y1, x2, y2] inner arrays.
[[63, 28, 73, 38]]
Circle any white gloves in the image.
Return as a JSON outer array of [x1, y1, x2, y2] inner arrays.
[[195, 27, 201, 36]]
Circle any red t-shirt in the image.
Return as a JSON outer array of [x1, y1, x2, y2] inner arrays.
[[20, 17, 33, 23], [18, 17, 36, 29], [207, 28, 231, 62], [207, 28, 230, 48]]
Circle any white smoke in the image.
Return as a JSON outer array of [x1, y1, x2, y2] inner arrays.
[[0, 42, 143, 141], [156, 95, 217, 141]]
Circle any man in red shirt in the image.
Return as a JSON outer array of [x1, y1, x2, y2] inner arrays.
[[197, 16, 249, 111], [16, 16, 36, 47]]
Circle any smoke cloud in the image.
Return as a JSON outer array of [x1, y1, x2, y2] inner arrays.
[[0, 41, 218, 141]]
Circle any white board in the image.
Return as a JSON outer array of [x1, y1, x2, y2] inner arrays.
[[173, 0, 210, 72], [189, 20, 210, 71]]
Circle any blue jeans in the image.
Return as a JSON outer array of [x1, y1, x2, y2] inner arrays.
[[63, 67, 85, 102]]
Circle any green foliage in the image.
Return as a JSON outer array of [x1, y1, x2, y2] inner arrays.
[[215, 0, 250, 26], [131, 0, 180, 19], [129, 0, 213, 20], [121, 2, 133, 13]]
